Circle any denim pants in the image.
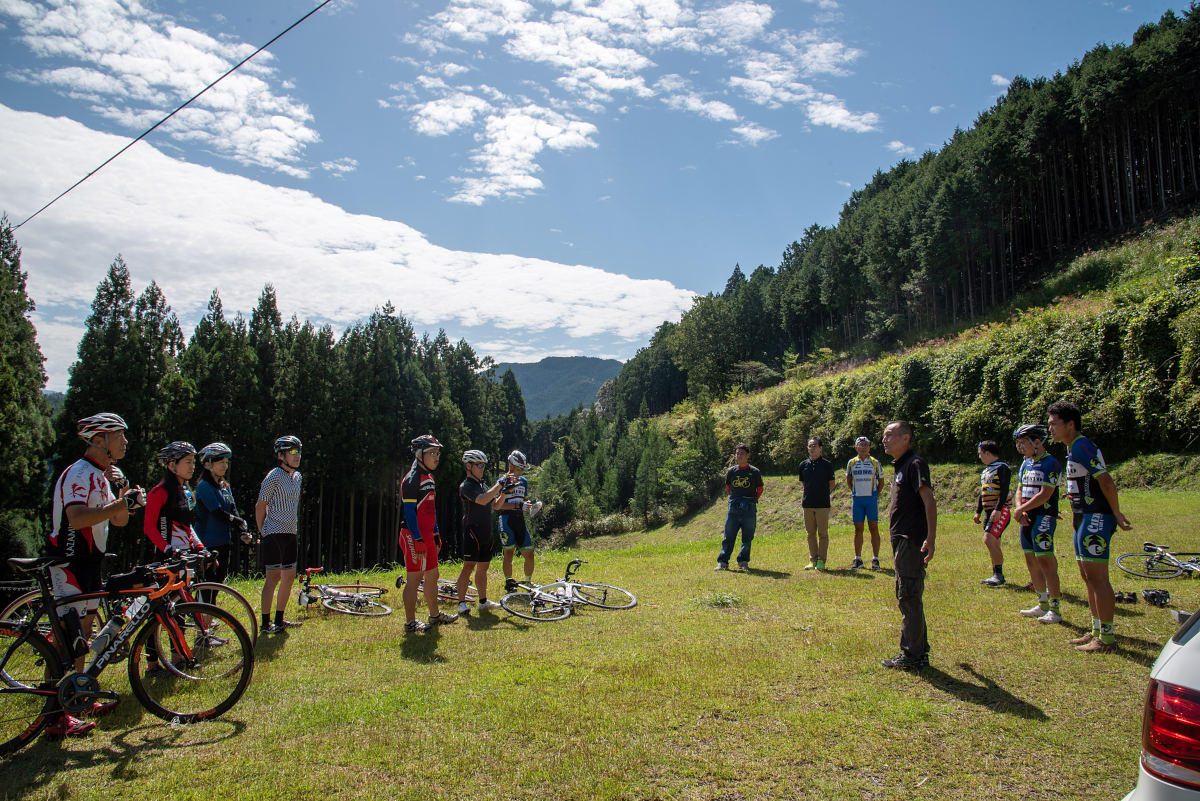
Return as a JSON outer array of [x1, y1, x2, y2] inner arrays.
[[719, 498, 757, 564]]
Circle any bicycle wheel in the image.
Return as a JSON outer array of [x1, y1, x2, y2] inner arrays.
[[571, 582, 637, 610], [323, 584, 387, 598], [0, 627, 62, 755], [191, 582, 259, 646], [500, 592, 571, 622], [1116, 552, 1183, 579], [0, 591, 49, 638], [128, 602, 253, 723], [320, 596, 392, 616]]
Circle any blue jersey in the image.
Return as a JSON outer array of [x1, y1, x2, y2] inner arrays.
[[1018, 453, 1059, 518], [499, 474, 529, 519], [846, 456, 883, 497], [1066, 436, 1111, 514]]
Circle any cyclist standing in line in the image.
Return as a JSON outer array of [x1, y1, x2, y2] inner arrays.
[[498, 450, 539, 590], [255, 435, 305, 635], [845, 436, 885, 571], [143, 441, 205, 555], [798, 436, 836, 571], [194, 442, 251, 601], [1047, 400, 1132, 652], [44, 412, 145, 737], [715, 443, 763, 571], [1011, 424, 1063, 624], [455, 449, 507, 615], [974, 441, 1012, 587], [399, 434, 458, 632]]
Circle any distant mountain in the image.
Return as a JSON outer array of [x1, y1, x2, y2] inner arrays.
[[494, 356, 623, 420]]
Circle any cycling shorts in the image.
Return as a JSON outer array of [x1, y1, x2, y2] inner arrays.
[[1019, 515, 1057, 556], [260, 532, 298, 571], [49, 558, 103, 615], [983, 507, 1011, 539], [1074, 513, 1116, 562], [461, 525, 496, 563], [399, 528, 439, 573], [499, 514, 533, 551], [851, 495, 878, 524]]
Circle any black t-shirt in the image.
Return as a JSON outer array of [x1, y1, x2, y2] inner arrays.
[[797, 457, 835, 508], [889, 449, 932, 542], [459, 477, 493, 534], [725, 464, 763, 500]]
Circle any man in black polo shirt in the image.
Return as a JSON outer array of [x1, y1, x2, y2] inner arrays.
[[881, 421, 937, 671]]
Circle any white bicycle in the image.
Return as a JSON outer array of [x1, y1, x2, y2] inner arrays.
[[499, 559, 636, 622]]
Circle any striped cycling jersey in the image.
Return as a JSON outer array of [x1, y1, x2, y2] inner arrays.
[[846, 455, 883, 497], [258, 467, 302, 535]]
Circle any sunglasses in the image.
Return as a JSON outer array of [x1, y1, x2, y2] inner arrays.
[[285, 448, 302, 455]]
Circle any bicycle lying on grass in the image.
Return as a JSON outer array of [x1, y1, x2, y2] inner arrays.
[[0, 555, 254, 756], [499, 559, 636, 622], [394, 574, 478, 604], [1116, 542, 1200, 579], [297, 568, 392, 616]]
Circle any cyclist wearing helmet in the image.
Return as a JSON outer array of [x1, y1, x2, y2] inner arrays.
[[255, 435, 304, 634], [455, 449, 507, 614], [44, 412, 144, 737], [399, 434, 458, 632], [498, 449, 537, 590], [194, 442, 250, 593], [1011, 424, 1063, 624], [143, 441, 205, 554], [973, 440, 1012, 587]]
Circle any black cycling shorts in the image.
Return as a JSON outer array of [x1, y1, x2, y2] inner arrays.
[[261, 532, 298, 571], [461, 525, 496, 563]]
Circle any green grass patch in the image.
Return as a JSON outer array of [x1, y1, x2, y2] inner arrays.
[[4, 487, 1199, 799]]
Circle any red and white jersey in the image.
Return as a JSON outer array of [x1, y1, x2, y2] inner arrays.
[[50, 456, 114, 558]]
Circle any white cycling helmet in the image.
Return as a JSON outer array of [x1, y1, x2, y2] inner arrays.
[[462, 449, 487, 465], [77, 412, 128, 442], [507, 450, 528, 469]]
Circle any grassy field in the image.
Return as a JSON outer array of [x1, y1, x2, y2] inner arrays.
[[5, 483, 1200, 801]]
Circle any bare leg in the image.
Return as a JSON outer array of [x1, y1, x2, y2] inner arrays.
[[423, 568, 441, 616], [275, 567, 296, 615], [522, 549, 535, 580], [984, 533, 1003, 572], [853, 522, 864, 558], [474, 562, 489, 600], [403, 570, 421, 620], [867, 521, 881, 558], [261, 568, 281, 617]]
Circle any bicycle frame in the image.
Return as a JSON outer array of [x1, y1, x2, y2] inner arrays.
[[1144, 543, 1200, 573]]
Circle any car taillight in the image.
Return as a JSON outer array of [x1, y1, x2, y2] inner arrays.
[[1144, 678, 1200, 789]]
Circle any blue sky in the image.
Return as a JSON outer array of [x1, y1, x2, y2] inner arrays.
[[0, 0, 1182, 390]]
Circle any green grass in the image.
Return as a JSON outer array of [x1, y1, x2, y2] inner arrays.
[[5, 484, 1200, 800]]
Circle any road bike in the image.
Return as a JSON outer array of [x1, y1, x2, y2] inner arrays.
[[0, 555, 254, 756], [500, 559, 636, 622], [297, 568, 392, 616], [394, 574, 478, 604], [1116, 542, 1200, 580]]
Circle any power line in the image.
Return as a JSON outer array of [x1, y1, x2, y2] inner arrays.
[[14, 0, 335, 230]]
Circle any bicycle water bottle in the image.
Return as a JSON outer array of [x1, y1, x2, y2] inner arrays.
[[125, 595, 148, 620], [90, 616, 123, 654]]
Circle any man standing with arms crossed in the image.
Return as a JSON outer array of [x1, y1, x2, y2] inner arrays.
[[845, 436, 885, 571], [881, 421, 937, 671], [256, 435, 304, 635]]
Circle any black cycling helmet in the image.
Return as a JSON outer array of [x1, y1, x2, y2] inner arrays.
[[1012, 424, 1048, 442], [274, 435, 303, 453], [77, 412, 128, 442], [199, 442, 233, 463], [411, 434, 442, 454], [157, 441, 196, 466]]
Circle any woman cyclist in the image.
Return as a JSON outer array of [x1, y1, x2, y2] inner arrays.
[[194, 442, 251, 601], [143, 441, 205, 555]]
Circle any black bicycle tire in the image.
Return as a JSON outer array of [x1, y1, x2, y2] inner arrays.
[[1, 590, 117, 637], [128, 602, 254, 723], [320, 597, 392, 617], [323, 583, 387, 597], [0, 626, 62, 756], [500, 591, 571, 621], [1116, 552, 1184, 579], [191, 582, 259, 646], [571, 582, 637, 610]]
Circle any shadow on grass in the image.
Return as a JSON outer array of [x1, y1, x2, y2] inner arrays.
[[1058, 621, 1161, 667], [252, 628, 291, 662], [819, 567, 879, 580], [464, 608, 525, 631], [922, 663, 1049, 720], [742, 567, 792, 580]]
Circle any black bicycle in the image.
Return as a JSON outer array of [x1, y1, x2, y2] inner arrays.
[[0, 555, 254, 756]]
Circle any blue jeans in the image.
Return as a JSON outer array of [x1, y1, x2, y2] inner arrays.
[[719, 499, 757, 565]]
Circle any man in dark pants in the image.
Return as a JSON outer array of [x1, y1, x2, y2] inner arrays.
[[881, 421, 938, 671]]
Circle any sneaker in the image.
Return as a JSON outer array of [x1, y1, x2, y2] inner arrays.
[[504, 577, 520, 592], [478, 599, 502, 610], [404, 619, 428, 633], [1067, 632, 1096, 646], [981, 574, 1005, 587], [277, 619, 303, 629], [261, 622, 282, 635], [714, 562, 728, 571], [80, 699, 119, 718], [870, 557, 880, 571], [1076, 639, 1116, 653], [43, 714, 96, 739], [814, 560, 825, 571], [457, 601, 470, 615], [737, 561, 749, 571], [881, 652, 929, 672], [197, 634, 227, 648], [1019, 604, 1045, 617], [1037, 609, 1063, 624], [803, 560, 817, 571], [850, 557, 864, 570], [428, 611, 459, 625]]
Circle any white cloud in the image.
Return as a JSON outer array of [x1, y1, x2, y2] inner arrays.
[[411, 91, 495, 135], [807, 96, 878, 132], [886, 139, 914, 156], [2, 105, 692, 389], [320, 157, 358, 176], [731, 121, 776, 145], [991, 73, 1011, 88], [0, 0, 320, 176], [928, 104, 943, 114]]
